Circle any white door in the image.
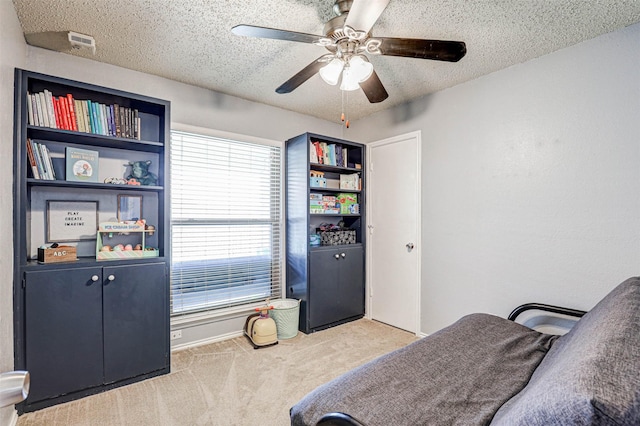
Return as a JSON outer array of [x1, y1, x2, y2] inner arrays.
[[367, 131, 421, 334]]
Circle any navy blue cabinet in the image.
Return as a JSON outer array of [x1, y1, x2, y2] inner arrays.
[[103, 263, 167, 383], [309, 246, 364, 329], [13, 70, 170, 413], [24, 267, 104, 402], [24, 263, 167, 404], [285, 133, 365, 333]]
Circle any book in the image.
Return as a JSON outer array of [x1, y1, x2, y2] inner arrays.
[[74, 100, 84, 132], [44, 90, 57, 129], [26, 92, 34, 126], [321, 142, 329, 165], [81, 100, 91, 133], [86, 100, 95, 133], [58, 96, 70, 130], [134, 109, 140, 139], [30, 139, 46, 179], [29, 94, 39, 126], [41, 144, 56, 180], [25, 138, 40, 179], [114, 104, 121, 137], [310, 142, 318, 163], [99, 104, 108, 136], [34, 142, 51, 179], [34, 92, 44, 127], [88, 101, 100, 135], [328, 144, 336, 166], [53, 97, 62, 129], [38, 92, 50, 128], [67, 94, 78, 131], [66, 147, 99, 182]]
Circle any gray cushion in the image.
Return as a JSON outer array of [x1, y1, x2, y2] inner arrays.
[[291, 313, 556, 426], [491, 277, 640, 425]]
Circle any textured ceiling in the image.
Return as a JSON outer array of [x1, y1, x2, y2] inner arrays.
[[11, 0, 640, 123]]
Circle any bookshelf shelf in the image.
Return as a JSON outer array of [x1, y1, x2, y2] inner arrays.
[[27, 125, 164, 152], [13, 69, 170, 413], [26, 178, 163, 192], [285, 132, 366, 334]]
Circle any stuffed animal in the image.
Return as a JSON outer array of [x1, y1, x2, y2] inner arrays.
[[125, 160, 158, 186]]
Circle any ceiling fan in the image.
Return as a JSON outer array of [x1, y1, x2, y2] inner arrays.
[[231, 0, 466, 104]]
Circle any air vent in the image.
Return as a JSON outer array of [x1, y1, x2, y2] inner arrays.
[[68, 31, 96, 54]]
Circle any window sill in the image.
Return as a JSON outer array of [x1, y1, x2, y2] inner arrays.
[[170, 300, 274, 328]]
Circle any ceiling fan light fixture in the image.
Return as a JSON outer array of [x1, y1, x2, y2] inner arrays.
[[339, 66, 361, 91], [319, 58, 345, 86], [349, 55, 374, 82]]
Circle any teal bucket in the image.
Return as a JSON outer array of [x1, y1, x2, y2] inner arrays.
[[270, 299, 300, 339]]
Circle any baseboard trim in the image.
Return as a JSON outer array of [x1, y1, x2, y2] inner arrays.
[[171, 330, 244, 352], [8, 409, 18, 426]]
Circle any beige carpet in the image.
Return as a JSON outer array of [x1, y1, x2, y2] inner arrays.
[[17, 319, 416, 426]]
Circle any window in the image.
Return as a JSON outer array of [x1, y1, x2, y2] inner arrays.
[[170, 130, 282, 316]]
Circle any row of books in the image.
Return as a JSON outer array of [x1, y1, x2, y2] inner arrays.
[[27, 90, 141, 140], [310, 141, 353, 168], [27, 138, 100, 183], [26, 138, 56, 180]]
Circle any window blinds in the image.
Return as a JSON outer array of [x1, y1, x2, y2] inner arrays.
[[170, 130, 282, 316]]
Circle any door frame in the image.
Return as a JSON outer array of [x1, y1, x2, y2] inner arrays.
[[365, 131, 422, 336]]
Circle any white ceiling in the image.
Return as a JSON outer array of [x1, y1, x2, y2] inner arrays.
[[11, 0, 640, 123]]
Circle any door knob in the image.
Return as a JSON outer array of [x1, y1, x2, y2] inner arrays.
[[91, 275, 99, 282], [341, 253, 346, 258], [107, 275, 115, 281], [334, 254, 340, 260], [406, 243, 415, 250]]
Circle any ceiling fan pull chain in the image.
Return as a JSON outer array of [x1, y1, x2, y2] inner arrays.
[[345, 91, 350, 128]]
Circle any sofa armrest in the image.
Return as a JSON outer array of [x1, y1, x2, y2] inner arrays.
[[508, 303, 586, 335], [508, 303, 586, 321]]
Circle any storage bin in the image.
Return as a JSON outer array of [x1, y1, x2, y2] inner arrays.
[[310, 177, 327, 188], [319, 230, 356, 246], [270, 299, 300, 339]]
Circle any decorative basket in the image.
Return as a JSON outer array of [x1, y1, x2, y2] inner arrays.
[[319, 229, 356, 246]]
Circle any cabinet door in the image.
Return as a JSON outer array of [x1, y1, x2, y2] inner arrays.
[[24, 267, 104, 402], [103, 262, 167, 383], [309, 250, 341, 329], [336, 246, 365, 320]]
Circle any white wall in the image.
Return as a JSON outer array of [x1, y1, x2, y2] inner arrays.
[[351, 22, 640, 334], [0, 0, 27, 423]]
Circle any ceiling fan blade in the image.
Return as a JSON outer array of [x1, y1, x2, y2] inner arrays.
[[344, 0, 390, 34], [231, 24, 324, 44], [276, 57, 327, 94], [377, 37, 467, 62], [359, 70, 389, 103]]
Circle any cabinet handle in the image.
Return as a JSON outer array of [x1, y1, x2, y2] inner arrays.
[[334, 254, 340, 260], [341, 253, 346, 258], [107, 275, 115, 282], [91, 275, 99, 282]]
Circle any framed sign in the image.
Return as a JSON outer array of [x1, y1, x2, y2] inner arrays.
[[47, 200, 98, 242], [118, 195, 142, 222]]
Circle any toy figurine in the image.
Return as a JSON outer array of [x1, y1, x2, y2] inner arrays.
[[125, 160, 158, 186]]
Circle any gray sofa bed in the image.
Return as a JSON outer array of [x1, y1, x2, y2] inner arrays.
[[290, 277, 640, 425]]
